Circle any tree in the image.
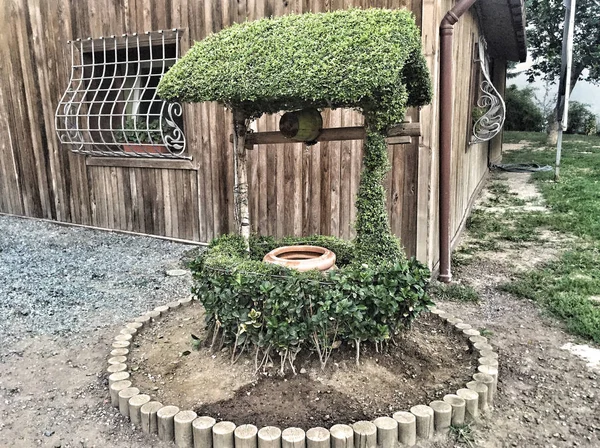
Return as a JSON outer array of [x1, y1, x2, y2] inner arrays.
[[525, 0, 600, 143], [566, 101, 598, 134], [504, 84, 545, 132]]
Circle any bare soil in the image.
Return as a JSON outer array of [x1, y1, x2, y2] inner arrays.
[[130, 303, 476, 429], [1, 163, 599, 447]]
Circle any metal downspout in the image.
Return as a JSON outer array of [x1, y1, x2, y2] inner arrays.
[[438, 0, 480, 283]]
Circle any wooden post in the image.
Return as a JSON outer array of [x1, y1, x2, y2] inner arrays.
[[232, 108, 250, 249]]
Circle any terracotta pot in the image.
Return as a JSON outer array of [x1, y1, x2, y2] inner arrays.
[[263, 245, 336, 272]]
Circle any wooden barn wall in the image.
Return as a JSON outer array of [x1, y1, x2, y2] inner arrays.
[[420, 1, 497, 269], [0, 0, 426, 258]]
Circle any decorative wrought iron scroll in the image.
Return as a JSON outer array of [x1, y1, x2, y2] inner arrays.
[[55, 29, 188, 159], [470, 36, 506, 144]]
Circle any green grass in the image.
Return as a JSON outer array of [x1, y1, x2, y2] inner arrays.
[[495, 132, 600, 343], [430, 282, 480, 303], [449, 424, 475, 447]]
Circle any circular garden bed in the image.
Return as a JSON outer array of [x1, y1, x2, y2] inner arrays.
[[106, 299, 500, 447]]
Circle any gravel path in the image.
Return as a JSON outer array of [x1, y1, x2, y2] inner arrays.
[[0, 215, 199, 349]]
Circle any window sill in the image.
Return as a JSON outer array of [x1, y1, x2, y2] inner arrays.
[[86, 156, 196, 170]]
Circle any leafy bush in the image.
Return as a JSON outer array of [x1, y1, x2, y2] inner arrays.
[[566, 101, 598, 135], [191, 234, 432, 372], [158, 8, 431, 130], [504, 84, 545, 132]]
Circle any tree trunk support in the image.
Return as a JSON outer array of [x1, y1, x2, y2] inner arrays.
[[232, 109, 251, 251]]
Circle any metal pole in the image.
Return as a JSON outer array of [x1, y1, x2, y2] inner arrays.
[[555, 0, 576, 182]]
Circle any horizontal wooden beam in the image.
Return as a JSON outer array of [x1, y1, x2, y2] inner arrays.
[[86, 157, 197, 170], [229, 122, 421, 148]]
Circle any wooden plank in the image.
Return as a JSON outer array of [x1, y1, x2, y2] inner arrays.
[[238, 123, 421, 146], [86, 157, 195, 170], [329, 110, 342, 237], [319, 112, 331, 236]]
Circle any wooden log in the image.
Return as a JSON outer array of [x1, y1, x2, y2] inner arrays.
[[213, 421, 236, 448], [232, 109, 251, 246], [115, 333, 132, 342], [110, 348, 129, 357], [129, 394, 151, 426], [473, 373, 495, 406], [392, 411, 416, 446], [108, 356, 127, 365], [469, 335, 487, 345], [141, 401, 163, 434], [351, 421, 376, 448], [108, 371, 130, 387], [135, 314, 151, 326], [147, 310, 161, 321], [409, 405, 434, 440], [155, 305, 169, 316], [120, 328, 137, 336], [329, 424, 353, 448], [478, 365, 499, 396], [282, 427, 306, 448], [473, 342, 493, 352], [126, 322, 143, 331], [109, 380, 132, 407], [442, 394, 466, 426], [258, 426, 282, 448], [456, 389, 479, 421], [478, 357, 499, 368], [235, 123, 421, 147], [193, 416, 217, 448], [372, 417, 397, 448], [107, 363, 127, 374], [466, 381, 488, 412], [479, 349, 498, 359], [235, 424, 259, 448], [157, 405, 181, 442], [463, 329, 480, 337], [446, 317, 462, 326], [175, 410, 198, 448], [118, 387, 140, 417], [306, 427, 330, 448], [429, 401, 452, 433]]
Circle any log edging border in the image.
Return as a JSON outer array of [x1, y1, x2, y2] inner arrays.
[[106, 302, 499, 447]]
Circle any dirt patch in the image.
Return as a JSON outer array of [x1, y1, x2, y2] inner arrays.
[[130, 303, 477, 429], [438, 167, 600, 447]]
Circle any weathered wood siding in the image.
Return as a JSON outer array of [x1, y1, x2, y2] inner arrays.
[[419, 0, 506, 269], [0, 0, 424, 257], [0, 0, 506, 267]]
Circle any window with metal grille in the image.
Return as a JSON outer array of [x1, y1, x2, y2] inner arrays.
[[55, 29, 187, 159]]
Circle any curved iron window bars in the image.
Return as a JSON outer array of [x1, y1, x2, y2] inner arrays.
[[55, 29, 188, 159], [470, 36, 506, 144]]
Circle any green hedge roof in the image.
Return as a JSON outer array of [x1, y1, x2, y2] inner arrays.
[[158, 8, 432, 128]]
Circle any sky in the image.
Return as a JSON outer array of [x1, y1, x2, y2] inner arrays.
[[509, 59, 600, 119]]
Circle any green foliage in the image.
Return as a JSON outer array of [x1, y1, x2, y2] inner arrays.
[[504, 85, 545, 132], [114, 118, 166, 144], [354, 131, 403, 264], [493, 133, 600, 343], [566, 101, 598, 135], [158, 8, 432, 130], [526, 0, 600, 84], [191, 234, 432, 370], [430, 282, 480, 303]]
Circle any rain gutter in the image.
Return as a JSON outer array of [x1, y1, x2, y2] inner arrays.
[[438, 0, 480, 283]]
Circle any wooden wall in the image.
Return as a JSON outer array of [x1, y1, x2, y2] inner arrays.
[[0, 0, 505, 267], [0, 0, 425, 258]]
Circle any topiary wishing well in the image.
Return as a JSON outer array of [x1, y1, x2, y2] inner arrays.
[[159, 8, 432, 259], [158, 8, 434, 369]]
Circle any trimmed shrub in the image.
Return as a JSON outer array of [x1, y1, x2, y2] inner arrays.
[[158, 8, 432, 129], [191, 234, 432, 372]]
